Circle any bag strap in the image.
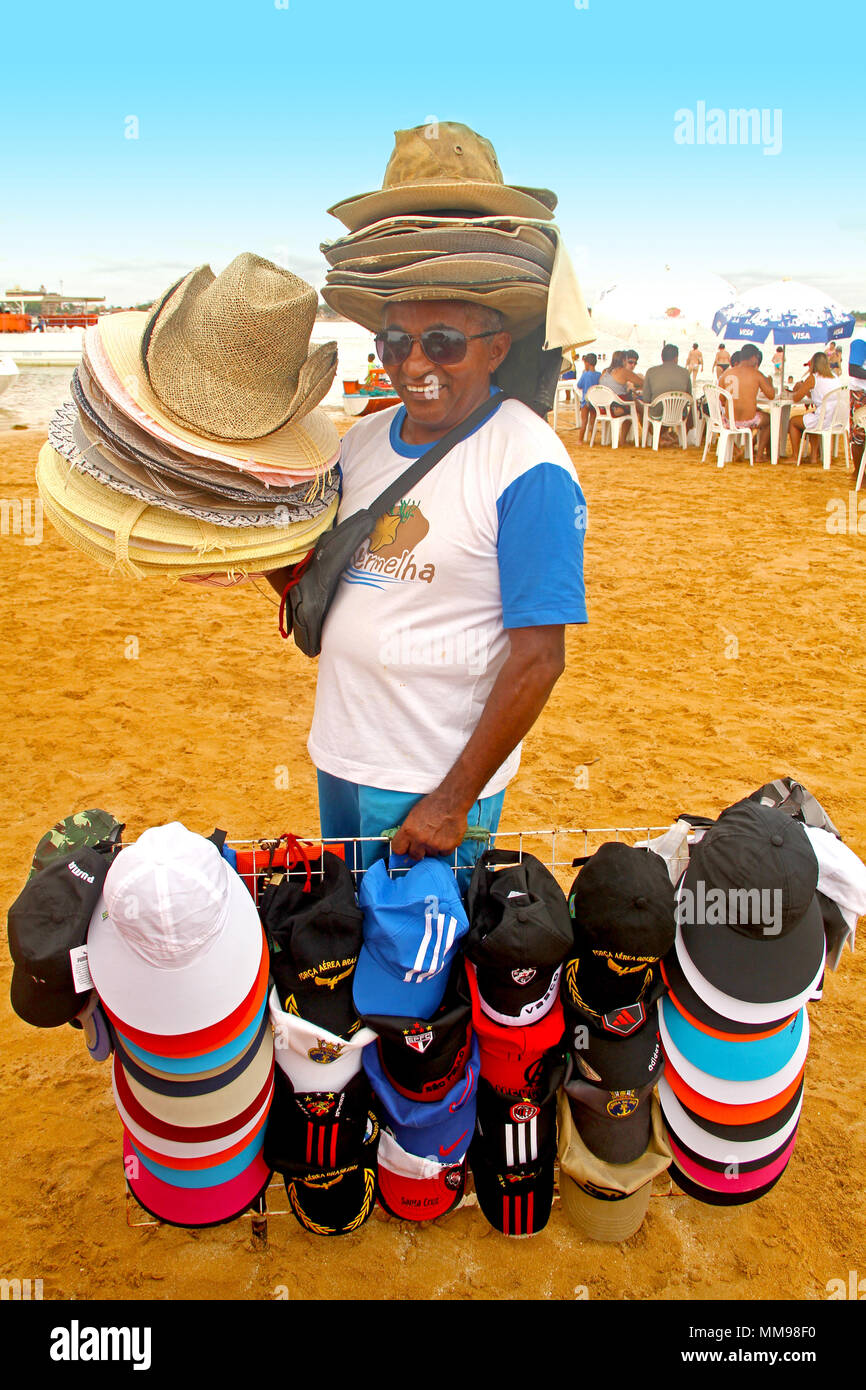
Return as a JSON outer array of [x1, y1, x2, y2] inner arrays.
[[366, 390, 507, 521]]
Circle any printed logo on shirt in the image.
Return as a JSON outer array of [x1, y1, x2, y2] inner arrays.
[[344, 502, 436, 588]]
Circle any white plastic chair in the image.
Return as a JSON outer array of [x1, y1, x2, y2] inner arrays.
[[701, 386, 754, 467], [586, 385, 641, 449], [552, 374, 580, 432], [795, 387, 850, 470], [854, 405, 866, 492], [641, 391, 692, 451]]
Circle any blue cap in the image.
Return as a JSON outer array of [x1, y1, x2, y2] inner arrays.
[[364, 1032, 479, 1163], [660, 996, 804, 1082], [353, 856, 469, 1018]]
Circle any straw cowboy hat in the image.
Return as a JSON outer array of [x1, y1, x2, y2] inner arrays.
[[140, 254, 338, 441], [321, 280, 550, 341], [327, 123, 557, 231]]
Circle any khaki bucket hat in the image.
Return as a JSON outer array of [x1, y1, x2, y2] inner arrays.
[[328, 123, 557, 231], [557, 1091, 672, 1242], [141, 254, 338, 441]]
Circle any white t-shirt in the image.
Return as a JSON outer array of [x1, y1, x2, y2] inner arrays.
[[307, 395, 588, 797]]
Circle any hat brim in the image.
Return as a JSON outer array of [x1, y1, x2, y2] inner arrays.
[[666, 1126, 797, 1194], [324, 226, 556, 271], [659, 1078, 802, 1166], [129, 1128, 266, 1189], [659, 995, 805, 1082], [659, 950, 795, 1038], [673, 918, 825, 1023], [469, 1146, 555, 1236], [321, 283, 548, 341], [123, 1129, 272, 1227], [658, 1070, 805, 1144], [659, 1004, 809, 1106], [9, 966, 83, 1028], [114, 1006, 270, 1097], [669, 1158, 788, 1207], [326, 254, 550, 288], [114, 1077, 273, 1160], [88, 861, 264, 1036], [328, 180, 557, 232], [284, 1158, 378, 1236]]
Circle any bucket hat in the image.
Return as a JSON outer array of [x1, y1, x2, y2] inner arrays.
[[321, 281, 549, 342], [140, 255, 337, 440], [87, 823, 264, 1035], [327, 123, 557, 232]]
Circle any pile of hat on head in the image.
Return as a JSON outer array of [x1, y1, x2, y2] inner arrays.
[[559, 843, 674, 1241], [463, 850, 572, 1236], [260, 841, 381, 1236], [354, 853, 476, 1222], [87, 823, 274, 1227], [321, 121, 594, 414], [658, 800, 827, 1207], [38, 255, 341, 579]]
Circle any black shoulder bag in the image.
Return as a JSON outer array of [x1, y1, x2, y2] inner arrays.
[[280, 391, 506, 657]]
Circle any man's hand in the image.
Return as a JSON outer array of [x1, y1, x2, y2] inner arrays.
[[390, 789, 470, 860]]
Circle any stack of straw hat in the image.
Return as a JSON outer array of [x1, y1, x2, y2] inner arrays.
[[557, 844, 674, 1241], [87, 823, 274, 1227], [38, 255, 341, 579], [658, 802, 825, 1207], [321, 123, 594, 404]]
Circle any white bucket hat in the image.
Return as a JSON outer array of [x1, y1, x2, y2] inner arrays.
[[88, 823, 263, 1035]]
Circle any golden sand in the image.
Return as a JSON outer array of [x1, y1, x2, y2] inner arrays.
[[1, 419, 863, 1300]]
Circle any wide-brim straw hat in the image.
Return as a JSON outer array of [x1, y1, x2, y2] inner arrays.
[[37, 443, 337, 578], [325, 253, 550, 288], [321, 280, 549, 340], [141, 255, 337, 440], [49, 407, 337, 530], [322, 223, 556, 271], [557, 1092, 672, 1242], [327, 123, 557, 232], [88, 316, 339, 479]]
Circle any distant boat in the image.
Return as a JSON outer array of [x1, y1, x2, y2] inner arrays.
[[341, 368, 399, 416], [0, 354, 19, 396]]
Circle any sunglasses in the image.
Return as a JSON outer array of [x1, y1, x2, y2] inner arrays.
[[374, 327, 501, 367]]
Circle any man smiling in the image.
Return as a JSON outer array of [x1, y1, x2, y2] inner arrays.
[[299, 294, 588, 869]]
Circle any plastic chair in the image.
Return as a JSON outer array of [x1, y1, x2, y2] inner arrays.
[[641, 391, 692, 451], [552, 374, 580, 432], [702, 386, 754, 468], [586, 385, 641, 449], [854, 406, 866, 492], [795, 387, 850, 470]]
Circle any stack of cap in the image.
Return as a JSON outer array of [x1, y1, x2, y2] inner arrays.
[[87, 824, 274, 1227], [557, 1090, 672, 1242], [262, 846, 380, 1235], [38, 254, 340, 579], [660, 802, 825, 1206], [463, 850, 572, 1235], [561, 843, 672, 1157], [321, 124, 558, 344], [355, 855, 474, 1221]]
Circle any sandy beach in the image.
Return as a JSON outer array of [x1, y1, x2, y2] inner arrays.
[[1, 413, 864, 1302]]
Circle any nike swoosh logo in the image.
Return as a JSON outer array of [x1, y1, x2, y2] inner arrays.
[[439, 1131, 468, 1158]]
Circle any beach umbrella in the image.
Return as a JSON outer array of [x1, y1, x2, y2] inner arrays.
[[711, 280, 855, 345], [591, 267, 737, 357]]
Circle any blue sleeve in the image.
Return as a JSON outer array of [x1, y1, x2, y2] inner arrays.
[[496, 462, 588, 627]]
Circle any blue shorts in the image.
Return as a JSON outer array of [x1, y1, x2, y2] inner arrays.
[[316, 769, 505, 890]]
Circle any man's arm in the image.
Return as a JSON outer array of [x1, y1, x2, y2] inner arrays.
[[390, 625, 566, 858], [265, 566, 293, 598], [757, 370, 775, 400]]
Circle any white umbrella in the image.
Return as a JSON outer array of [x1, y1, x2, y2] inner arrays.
[[591, 266, 737, 359]]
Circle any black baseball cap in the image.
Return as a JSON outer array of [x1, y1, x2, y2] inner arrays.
[[8, 847, 109, 1027], [473, 1049, 565, 1171], [360, 958, 473, 1102], [264, 1064, 377, 1177], [659, 1072, 805, 1144], [565, 999, 664, 1090], [283, 1125, 380, 1235], [466, 850, 573, 1024], [669, 1160, 789, 1207], [564, 1072, 655, 1165], [469, 1144, 555, 1236], [262, 849, 364, 1036], [678, 802, 825, 1005], [660, 948, 795, 1037]]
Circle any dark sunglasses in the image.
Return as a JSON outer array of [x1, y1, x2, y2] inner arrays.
[[374, 327, 501, 367]]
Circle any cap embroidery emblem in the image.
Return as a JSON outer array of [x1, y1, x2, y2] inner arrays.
[[511, 968, 536, 985], [308, 1039, 346, 1064], [510, 1101, 539, 1123], [607, 1090, 640, 1118]]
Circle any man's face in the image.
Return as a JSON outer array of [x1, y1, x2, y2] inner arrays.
[[380, 300, 511, 438]]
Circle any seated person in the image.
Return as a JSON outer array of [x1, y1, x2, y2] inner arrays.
[[623, 348, 644, 391], [718, 343, 774, 461], [642, 343, 693, 424], [600, 350, 644, 427], [788, 352, 843, 464]]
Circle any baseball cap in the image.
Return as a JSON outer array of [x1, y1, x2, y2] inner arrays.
[[28, 808, 123, 881], [663, 1051, 805, 1127], [360, 958, 474, 1102], [469, 1146, 555, 1236], [669, 1158, 789, 1207], [375, 1131, 466, 1221], [261, 849, 364, 1037], [660, 1087, 801, 1172], [263, 1065, 377, 1175], [270, 987, 376, 1092], [565, 843, 675, 1016], [114, 1075, 273, 1161], [672, 916, 824, 1026], [564, 1071, 655, 1165], [557, 1090, 671, 1242], [114, 995, 269, 1078], [659, 999, 809, 1105], [353, 856, 469, 1018], [114, 1005, 271, 1099], [123, 1130, 271, 1228], [283, 1132, 379, 1236], [128, 1127, 267, 1189], [657, 1070, 805, 1145], [88, 824, 265, 1036], [677, 802, 825, 1005], [364, 1032, 479, 1163], [8, 847, 110, 1027], [464, 961, 566, 1096], [660, 947, 796, 1039], [565, 999, 664, 1090], [465, 850, 573, 1024], [660, 995, 805, 1082], [666, 1126, 797, 1196], [473, 1064, 562, 1169]]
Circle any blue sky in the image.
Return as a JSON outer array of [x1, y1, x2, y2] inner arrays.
[[4, 0, 863, 308]]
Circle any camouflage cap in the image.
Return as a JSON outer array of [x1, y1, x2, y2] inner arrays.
[[29, 809, 123, 881]]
